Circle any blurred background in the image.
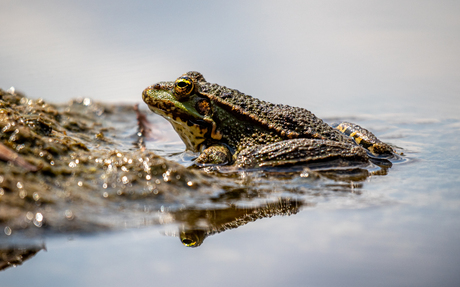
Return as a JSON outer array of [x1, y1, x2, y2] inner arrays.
[[1, 0, 459, 119]]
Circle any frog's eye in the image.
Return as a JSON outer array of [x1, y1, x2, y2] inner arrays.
[[174, 76, 195, 100], [180, 229, 205, 247]]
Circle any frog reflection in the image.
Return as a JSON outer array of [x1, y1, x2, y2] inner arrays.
[[169, 198, 307, 247]]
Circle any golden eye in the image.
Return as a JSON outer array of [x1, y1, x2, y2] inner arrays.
[[174, 76, 195, 100], [180, 232, 199, 247], [181, 237, 197, 247], [180, 229, 206, 247]]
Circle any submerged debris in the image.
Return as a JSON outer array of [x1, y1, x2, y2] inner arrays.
[[0, 142, 39, 171]]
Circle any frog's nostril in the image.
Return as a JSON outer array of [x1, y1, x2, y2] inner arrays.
[[153, 83, 161, 90]]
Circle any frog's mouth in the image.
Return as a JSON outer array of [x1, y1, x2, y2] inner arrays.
[[142, 87, 222, 152]]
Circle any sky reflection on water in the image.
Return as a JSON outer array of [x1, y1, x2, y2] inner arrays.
[[1, 1, 460, 286]]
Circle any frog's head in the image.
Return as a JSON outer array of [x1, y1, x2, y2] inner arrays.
[[142, 72, 222, 152]]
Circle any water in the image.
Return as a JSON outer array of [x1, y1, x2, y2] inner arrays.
[[1, 111, 459, 286], [1, 1, 460, 286]]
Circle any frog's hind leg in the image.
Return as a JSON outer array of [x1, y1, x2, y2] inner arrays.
[[235, 138, 369, 168], [334, 122, 393, 156]]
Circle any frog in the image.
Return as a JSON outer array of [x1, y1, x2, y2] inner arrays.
[[142, 71, 394, 168]]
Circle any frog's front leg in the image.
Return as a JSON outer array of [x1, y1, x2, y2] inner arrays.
[[196, 145, 232, 165], [334, 122, 393, 156], [235, 138, 368, 168]]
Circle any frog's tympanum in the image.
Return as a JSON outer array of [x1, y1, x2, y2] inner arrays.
[[143, 72, 393, 168]]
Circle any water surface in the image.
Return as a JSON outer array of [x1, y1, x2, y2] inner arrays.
[[1, 111, 459, 286]]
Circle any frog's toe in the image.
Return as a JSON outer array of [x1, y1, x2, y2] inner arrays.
[[334, 122, 394, 155]]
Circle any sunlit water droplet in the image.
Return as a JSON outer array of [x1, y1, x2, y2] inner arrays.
[[33, 212, 44, 227], [26, 212, 34, 221], [65, 210, 74, 220], [83, 98, 91, 106], [19, 190, 27, 199], [4, 226, 12, 235], [35, 213, 43, 222]]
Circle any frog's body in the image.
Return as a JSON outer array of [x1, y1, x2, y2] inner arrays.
[[142, 72, 393, 168]]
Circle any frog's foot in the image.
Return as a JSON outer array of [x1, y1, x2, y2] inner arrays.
[[334, 122, 394, 156], [196, 145, 232, 165], [235, 138, 368, 168]]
